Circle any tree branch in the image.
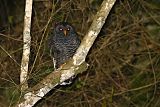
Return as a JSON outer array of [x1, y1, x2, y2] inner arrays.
[[73, 0, 116, 65], [17, 0, 116, 106], [20, 0, 33, 91]]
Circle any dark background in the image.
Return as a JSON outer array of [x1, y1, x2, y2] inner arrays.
[[0, 0, 160, 106]]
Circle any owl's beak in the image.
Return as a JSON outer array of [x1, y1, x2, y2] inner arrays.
[[63, 30, 67, 36]]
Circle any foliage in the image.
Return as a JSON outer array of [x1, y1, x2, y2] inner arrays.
[[0, 0, 160, 106]]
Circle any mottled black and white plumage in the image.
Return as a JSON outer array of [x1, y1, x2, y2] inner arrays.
[[48, 22, 80, 69]]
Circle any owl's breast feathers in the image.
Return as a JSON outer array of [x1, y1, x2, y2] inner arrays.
[[49, 33, 80, 68]]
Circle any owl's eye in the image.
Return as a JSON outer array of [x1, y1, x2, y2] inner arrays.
[[67, 28, 70, 31], [59, 28, 63, 31]]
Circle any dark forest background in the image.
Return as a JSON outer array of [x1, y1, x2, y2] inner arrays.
[[0, 0, 160, 107]]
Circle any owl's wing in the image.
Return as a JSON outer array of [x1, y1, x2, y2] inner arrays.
[[48, 33, 58, 69], [49, 38, 67, 69]]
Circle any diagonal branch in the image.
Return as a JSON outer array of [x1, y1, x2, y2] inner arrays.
[[73, 0, 116, 65], [20, 0, 33, 91], [17, 0, 116, 106]]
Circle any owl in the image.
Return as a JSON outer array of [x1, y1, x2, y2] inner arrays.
[[48, 22, 81, 69]]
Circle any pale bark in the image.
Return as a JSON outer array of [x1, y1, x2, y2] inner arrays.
[[18, 0, 116, 106], [20, 0, 33, 91], [73, 0, 116, 65]]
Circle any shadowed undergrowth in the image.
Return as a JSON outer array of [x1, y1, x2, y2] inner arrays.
[[0, 0, 160, 107]]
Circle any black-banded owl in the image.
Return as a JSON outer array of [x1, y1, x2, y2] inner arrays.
[[48, 22, 81, 69]]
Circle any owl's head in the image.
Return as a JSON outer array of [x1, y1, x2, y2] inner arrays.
[[54, 22, 75, 37]]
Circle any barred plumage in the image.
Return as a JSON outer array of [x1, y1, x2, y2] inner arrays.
[[48, 22, 80, 69]]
